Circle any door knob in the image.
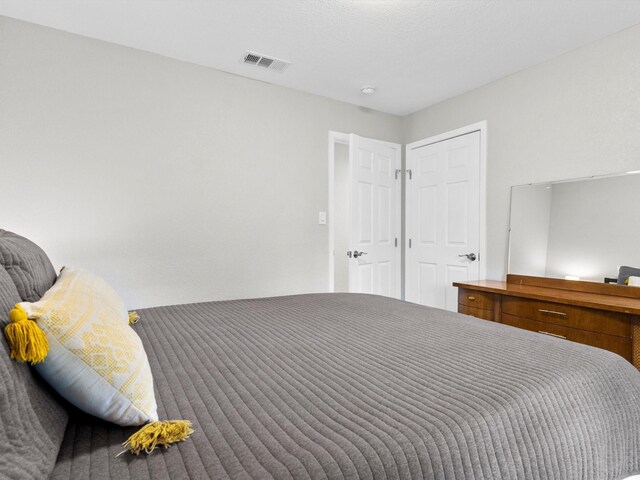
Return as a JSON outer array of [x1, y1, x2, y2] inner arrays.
[[458, 253, 477, 261], [353, 251, 367, 258]]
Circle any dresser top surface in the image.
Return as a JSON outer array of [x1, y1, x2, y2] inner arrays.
[[454, 280, 640, 315]]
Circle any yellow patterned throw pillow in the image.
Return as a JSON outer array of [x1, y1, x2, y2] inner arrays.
[[3, 267, 192, 454], [14, 267, 156, 425]]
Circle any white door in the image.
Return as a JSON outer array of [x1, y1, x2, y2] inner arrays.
[[348, 134, 401, 298], [405, 130, 482, 310]]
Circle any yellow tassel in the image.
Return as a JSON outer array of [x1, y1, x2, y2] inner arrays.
[[128, 311, 140, 325], [4, 305, 49, 365], [122, 420, 193, 455]]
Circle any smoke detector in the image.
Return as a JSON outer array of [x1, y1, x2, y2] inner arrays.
[[242, 51, 290, 73], [361, 85, 376, 95]]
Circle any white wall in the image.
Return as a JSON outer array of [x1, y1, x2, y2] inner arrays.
[[544, 175, 640, 281], [508, 183, 552, 277], [0, 16, 402, 308], [403, 23, 640, 280], [4, 15, 640, 307]]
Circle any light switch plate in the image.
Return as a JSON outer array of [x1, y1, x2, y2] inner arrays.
[[318, 211, 327, 225]]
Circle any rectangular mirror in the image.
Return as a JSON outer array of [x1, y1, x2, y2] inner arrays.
[[508, 171, 640, 283]]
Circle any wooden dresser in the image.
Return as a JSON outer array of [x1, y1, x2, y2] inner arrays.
[[453, 275, 640, 369]]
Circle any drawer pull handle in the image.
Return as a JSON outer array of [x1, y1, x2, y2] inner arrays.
[[538, 309, 567, 317], [468, 296, 476, 301], [538, 331, 567, 340]]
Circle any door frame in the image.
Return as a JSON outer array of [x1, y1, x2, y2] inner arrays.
[[404, 121, 488, 295], [328, 131, 402, 294], [328, 131, 350, 292]]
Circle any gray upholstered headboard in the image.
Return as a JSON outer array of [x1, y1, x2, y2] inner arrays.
[[0, 230, 69, 479]]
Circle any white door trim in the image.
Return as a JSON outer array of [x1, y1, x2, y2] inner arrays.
[[328, 131, 350, 292], [405, 121, 488, 290]]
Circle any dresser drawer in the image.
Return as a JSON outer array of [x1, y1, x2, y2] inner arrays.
[[501, 296, 631, 338], [500, 313, 537, 332], [458, 288, 495, 310], [501, 313, 632, 361], [459, 304, 494, 321]]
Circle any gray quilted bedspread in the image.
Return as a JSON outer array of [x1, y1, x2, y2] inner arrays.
[[51, 293, 640, 480]]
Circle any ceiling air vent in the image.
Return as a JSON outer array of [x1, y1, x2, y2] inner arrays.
[[242, 51, 290, 73]]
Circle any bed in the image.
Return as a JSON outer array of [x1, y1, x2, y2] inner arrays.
[[1, 232, 640, 480]]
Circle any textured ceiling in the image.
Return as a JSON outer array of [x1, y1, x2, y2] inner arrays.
[[2, 0, 640, 116]]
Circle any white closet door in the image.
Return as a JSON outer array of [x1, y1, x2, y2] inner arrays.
[[406, 131, 481, 310], [348, 134, 401, 298]]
